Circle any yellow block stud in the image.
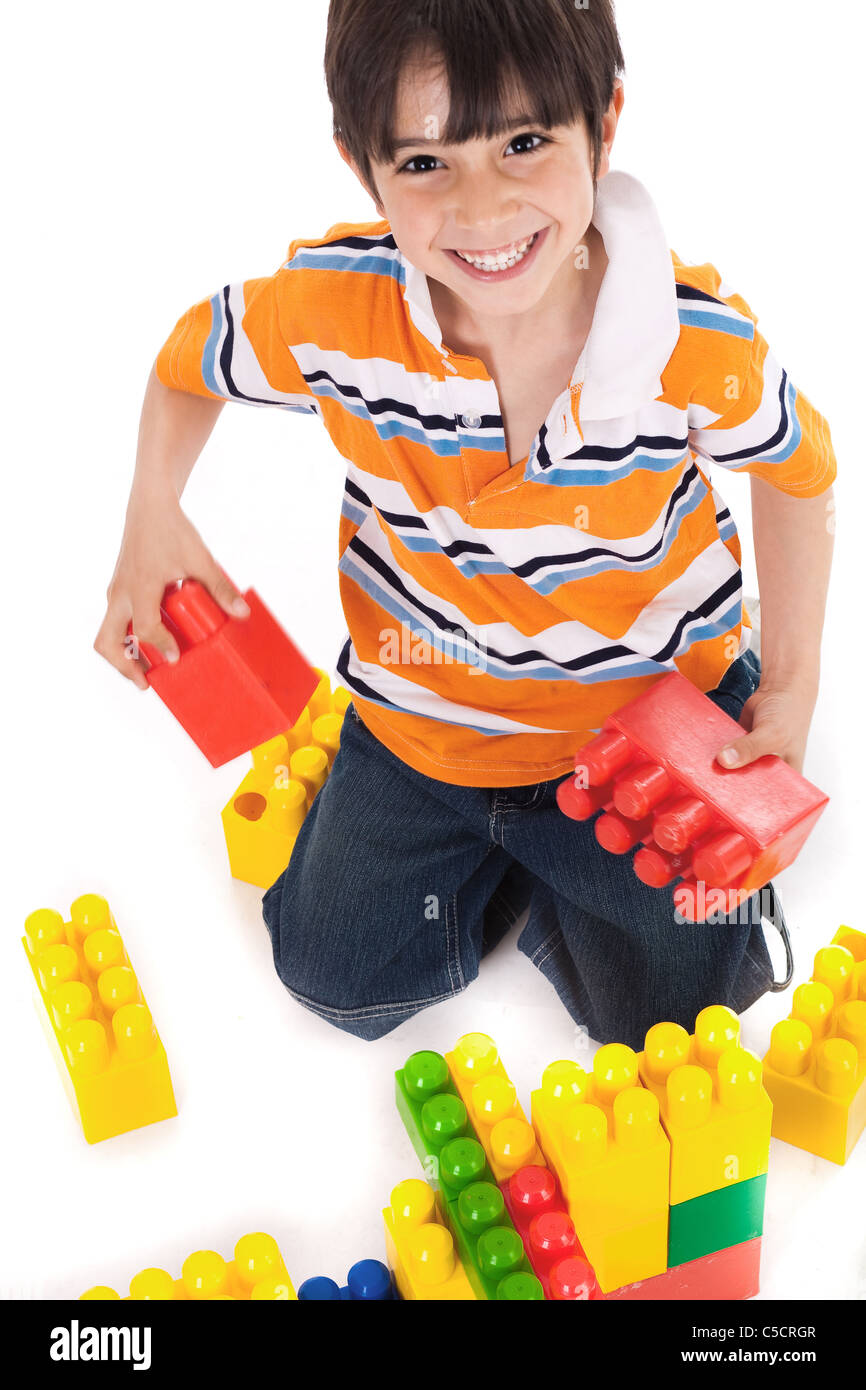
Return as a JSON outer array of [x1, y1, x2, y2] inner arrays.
[[638, 1008, 772, 1204], [23, 896, 176, 1144], [382, 1179, 477, 1300], [445, 1033, 544, 1180]]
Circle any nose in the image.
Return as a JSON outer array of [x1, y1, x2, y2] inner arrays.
[[449, 166, 522, 246]]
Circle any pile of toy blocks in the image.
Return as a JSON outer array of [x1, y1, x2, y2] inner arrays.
[[222, 670, 351, 888], [387, 1014, 772, 1299]]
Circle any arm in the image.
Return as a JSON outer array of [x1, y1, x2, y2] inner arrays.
[[716, 479, 834, 773], [93, 367, 250, 689], [94, 267, 317, 687]]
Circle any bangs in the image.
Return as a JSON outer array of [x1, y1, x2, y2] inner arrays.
[[326, 0, 624, 191]]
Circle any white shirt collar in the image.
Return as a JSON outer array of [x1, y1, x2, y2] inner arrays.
[[399, 169, 680, 425]]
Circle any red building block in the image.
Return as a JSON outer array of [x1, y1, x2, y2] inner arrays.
[[556, 672, 827, 921], [503, 1165, 600, 1301], [130, 580, 318, 767], [603, 1236, 761, 1301]]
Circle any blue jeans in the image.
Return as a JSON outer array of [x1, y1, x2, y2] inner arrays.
[[262, 650, 775, 1048]]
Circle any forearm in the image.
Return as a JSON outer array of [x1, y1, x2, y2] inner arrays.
[[750, 476, 834, 692], [129, 366, 225, 508]]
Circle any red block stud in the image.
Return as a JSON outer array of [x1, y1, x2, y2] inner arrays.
[[555, 779, 612, 822], [129, 578, 319, 767], [692, 831, 754, 888], [633, 845, 690, 889], [578, 730, 634, 785], [613, 763, 675, 821], [653, 795, 715, 854], [549, 1256, 599, 1301], [595, 810, 653, 855]]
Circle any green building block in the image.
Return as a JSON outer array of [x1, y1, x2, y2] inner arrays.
[[395, 1051, 493, 1202], [445, 1181, 543, 1301], [668, 1173, 767, 1268]]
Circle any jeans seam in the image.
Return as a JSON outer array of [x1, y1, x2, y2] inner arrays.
[[527, 928, 564, 970], [444, 888, 466, 993], [280, 979, 459, 1020]]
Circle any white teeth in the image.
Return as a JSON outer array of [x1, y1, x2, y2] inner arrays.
[[454, 233, 537, 270]]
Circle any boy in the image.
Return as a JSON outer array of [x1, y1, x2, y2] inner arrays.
[[95, 0, 835, 1049]]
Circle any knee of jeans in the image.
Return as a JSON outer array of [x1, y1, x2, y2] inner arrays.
[[275, 970, 421, 1042]]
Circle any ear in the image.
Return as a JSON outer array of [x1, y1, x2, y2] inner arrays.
[[334, 137, 386, 217], [596, 81, 625, 182]]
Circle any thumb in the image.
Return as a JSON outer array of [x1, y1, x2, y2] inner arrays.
[[716, 723, 781, 770]]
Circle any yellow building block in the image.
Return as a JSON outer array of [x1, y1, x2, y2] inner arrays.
[[531, 1044, 670, 1294], [22, 895, 176, 1144], [444, 1033, 544, 1182], [222, 674, 351, 888], [382, 1179, 477, 1300], [80, 1233, 296, 1299], [762, 933, 866, 1164], [638, 1005, 772, 1205]]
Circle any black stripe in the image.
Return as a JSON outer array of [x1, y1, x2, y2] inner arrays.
[[705, 370, 791, 465]]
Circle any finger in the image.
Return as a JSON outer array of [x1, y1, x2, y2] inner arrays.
[[716, 724, 785, 770], [94, 605, 151, 690], [131, 605, 181, 666], [189, 556, 250, 619]]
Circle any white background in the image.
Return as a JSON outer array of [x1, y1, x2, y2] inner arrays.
[[2, 1, 863, 1301]]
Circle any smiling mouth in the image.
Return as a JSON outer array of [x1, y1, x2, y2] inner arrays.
[[452, 232, 539, 271]]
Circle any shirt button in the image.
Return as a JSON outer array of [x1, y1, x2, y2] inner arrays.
[[461, 411, 482, 430]]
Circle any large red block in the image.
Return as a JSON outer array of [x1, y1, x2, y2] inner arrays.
[[131, 580, 318, 767], [556, 673, 827, 921]]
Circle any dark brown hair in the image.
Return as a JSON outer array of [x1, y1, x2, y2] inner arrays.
[[325, 0, 625, 202]]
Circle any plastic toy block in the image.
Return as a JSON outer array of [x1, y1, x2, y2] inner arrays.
[[762, 935, 866, 1164], [604, 1237, 761, 1301], [382, 1179, 478, 1300], [222, 674, 350, 888], [297, 1260, 396, 1301], [668, 1174, 767, 1268], [80, 1233, 296, 1300], [504, 1165, 601, 1300], [530, 1043, 670, 1293], [22, 895, 176, 1144], [555, 670, 828, 921], [441, 1180, 544, 1301], [132, 577, 319, 767], [395, 1050, 495, 1201], [638, 1005, 772, 1204], [443, 1033, 546, 1182]]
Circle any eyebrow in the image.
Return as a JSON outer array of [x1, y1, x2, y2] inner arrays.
[[391, 115, 540, 151]]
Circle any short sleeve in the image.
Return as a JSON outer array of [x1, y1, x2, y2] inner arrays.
[[154, 269, 319, 415], [686, 282, 836, 498]]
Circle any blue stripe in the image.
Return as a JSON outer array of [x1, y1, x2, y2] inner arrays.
[[287, 250, 403, 280], [529, 449, 691, 489], [678, 308, 754, 340], [201, 293, 224, 396]]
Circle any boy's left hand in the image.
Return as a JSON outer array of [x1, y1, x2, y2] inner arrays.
[[716, 682, 817, 775]]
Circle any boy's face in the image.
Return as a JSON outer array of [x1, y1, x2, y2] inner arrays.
[[338, 57, 621, 328]]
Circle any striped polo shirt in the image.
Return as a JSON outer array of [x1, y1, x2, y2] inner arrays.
[[155, 170, 836, 787]]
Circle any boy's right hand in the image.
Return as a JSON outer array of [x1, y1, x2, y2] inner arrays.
[[93, 486, 250, 690]]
